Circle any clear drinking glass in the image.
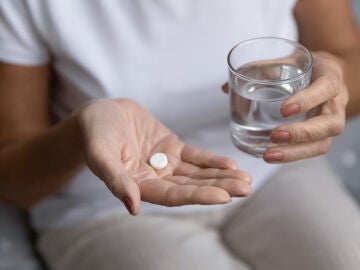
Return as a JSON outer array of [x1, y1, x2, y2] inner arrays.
[[227, 37, 313, 157]]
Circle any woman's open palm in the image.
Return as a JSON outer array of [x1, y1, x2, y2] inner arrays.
[[79, 99, 252, 215]]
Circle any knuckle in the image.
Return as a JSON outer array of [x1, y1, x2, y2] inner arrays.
[[317, 52, 344, 79], [329, 118, 345, 136], [318, 138, 332, 155], [325, 75, 341, 96], [297, 126, 313, 142], [341, 83, 350, 105]]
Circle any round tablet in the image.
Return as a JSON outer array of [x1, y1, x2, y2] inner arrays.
[[149, 153, 168, 170]]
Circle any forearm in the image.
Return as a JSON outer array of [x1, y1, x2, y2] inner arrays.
[[0, 113, 84, 209], [294, 0, 360, 118], [306, 49, 360, 118], [337, 49, 360, 117]]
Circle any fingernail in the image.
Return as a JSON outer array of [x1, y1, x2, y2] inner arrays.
[[281, 103, 300, 117], [221, 83, 229, 93], [121, 196, 133, 214], [264, 151, 284, 163], [271, 130, 291, 143]]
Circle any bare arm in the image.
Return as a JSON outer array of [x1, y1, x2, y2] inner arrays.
[[0, 63, 251, 213], [294, 0, 360, 117], [0, 63, 84, 208]]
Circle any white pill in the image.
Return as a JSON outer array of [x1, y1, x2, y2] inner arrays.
[[149, 153, 168, 170]]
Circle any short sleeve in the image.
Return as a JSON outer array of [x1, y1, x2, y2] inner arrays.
[[0, 0, 50, 66]]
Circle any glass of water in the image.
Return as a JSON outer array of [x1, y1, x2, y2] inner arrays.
[[227, 37, 313, 157]]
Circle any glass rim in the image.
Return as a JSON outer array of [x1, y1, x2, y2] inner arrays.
[[227, 37, 313, 85]]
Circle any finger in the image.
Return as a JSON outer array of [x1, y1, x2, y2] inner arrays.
[[263, 138, 332, 163], [139, 179, 232, 206], [271, 113, 345, 144], [181, 145, 238, 169], [164, 175, 252, 197], [222, 83, 229, 94], [174, 162, 252, 184], [105, 173, 142, 216], [281, 75, 342, 117], [85, 146, 142, 215]]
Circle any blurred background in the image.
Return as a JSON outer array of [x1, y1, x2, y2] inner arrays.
[[1, 1, 360, 269], [326, 0, 360, 203]]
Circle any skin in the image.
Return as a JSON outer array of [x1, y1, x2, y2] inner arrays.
[[0, 0, 359, 215], [264, 0, 359, 162], [79, 99, 252, 215], [224, 0, 360, 163]]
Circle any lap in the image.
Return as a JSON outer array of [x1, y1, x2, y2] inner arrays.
[[38, 213, 248, 270], [221, 156, 360, 270], [37, 157, 360, 270]]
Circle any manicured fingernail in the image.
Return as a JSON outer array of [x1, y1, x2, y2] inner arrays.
[[271, 130, 291, 143], [264, 151, 284, 163], [281, 103, 300, 117], [121, 196, 133, 214], [221, 83, 229, 93]]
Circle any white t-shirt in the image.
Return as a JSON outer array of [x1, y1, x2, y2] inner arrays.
[[0, 0, 297, 231]]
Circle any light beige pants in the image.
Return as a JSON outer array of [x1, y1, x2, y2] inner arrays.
[[38, 157, 360, 270]]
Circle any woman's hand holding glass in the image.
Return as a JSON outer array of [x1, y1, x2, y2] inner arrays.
[[263, 52, 349, 162], [224, 52, 349, 163]]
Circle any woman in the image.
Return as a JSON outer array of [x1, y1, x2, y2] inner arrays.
[[0, 0, 359, 269]]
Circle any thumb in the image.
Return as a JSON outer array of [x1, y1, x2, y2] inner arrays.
[[85, 145, 141, 215], [102, 166, 141, 215], [108, 173, 141, 216]]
